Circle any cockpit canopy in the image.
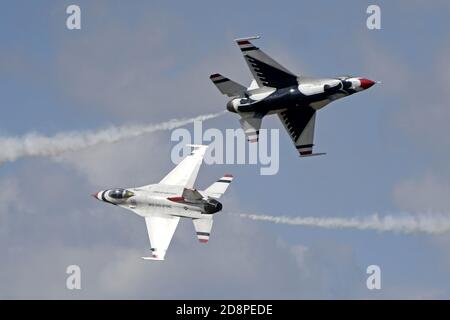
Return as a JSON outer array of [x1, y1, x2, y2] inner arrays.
[[108, 189, 134, 200], [336, 75, 353, 80]]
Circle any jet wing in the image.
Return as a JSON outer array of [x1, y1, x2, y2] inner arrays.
[[235, 36, 298, 89], [159, 145, 208, 188], [239, 112, 264, 143], [277, 107, 325, 157], [142, 214, 180, 261]]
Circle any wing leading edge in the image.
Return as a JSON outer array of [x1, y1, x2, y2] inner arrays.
[[159, 145, 208, 188]]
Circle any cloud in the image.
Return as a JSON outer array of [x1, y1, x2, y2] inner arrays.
[[393, 173, 450, 213], [3, 1, 450, 299], [357, 31, 450, 158], [0, 160, 372, 299], [401, 42, 450, 148], [55, 8, 248, 123], [56, 134, 164, 187], [358, 38, 412, 95]]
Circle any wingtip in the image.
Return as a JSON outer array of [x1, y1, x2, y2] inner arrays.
[[141, 255, 164, 261], [186, 144, 208, 148], [141, 250, 165, 260], [234, 35, 261, 42], [299, 152, 327, 158]]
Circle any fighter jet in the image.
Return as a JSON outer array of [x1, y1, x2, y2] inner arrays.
[[92, 145, 233, 260], [210, 36, 377, 157]]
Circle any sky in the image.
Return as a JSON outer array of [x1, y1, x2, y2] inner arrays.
[[1, 0, 450, 299]]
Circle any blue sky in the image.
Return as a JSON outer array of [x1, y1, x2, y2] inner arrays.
[[1, 0, 450, 298]]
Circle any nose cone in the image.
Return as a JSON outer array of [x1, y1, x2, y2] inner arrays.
[[91, 191, 102, 200], [359, 78, 376, 89]]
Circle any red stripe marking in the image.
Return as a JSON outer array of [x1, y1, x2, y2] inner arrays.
[[199, 239, 209, 243], [167, 196, 184, 202], [300, 151, 313, 155], [224, 174, 233, 178], [237, 40, 250, 45]]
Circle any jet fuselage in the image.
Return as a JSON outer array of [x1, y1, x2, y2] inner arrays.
[[94, 185, 222, 220], [227, 77, 375, 115]]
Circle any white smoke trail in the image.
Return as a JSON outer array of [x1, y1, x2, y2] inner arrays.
[[0, 111, 226, 164], [237, 212, 450, 235]]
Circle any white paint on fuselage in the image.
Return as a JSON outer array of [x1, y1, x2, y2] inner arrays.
[[235, 77, 357, 113], [298, 83, 324, 96], [298, 78, 340, 96], [106, 184, 207, 219], [248, 87, 276, 101]]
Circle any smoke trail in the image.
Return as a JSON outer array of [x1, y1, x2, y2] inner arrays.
[[0, 111, 226, 164], [237, 212, 450, 235]]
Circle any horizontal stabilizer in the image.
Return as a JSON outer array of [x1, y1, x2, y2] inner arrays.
[[210, 73, 246, 97], [192, 218, 213, 243], [203, 174, 234, 199]]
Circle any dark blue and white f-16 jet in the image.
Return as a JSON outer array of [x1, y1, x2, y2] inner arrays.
[[210, 36, 377, 157]]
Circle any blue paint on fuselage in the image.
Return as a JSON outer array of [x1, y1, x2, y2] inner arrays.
[[235, 80, 356, 114]]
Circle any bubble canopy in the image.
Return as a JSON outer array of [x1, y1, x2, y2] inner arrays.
[[108, 189, 134, 200]]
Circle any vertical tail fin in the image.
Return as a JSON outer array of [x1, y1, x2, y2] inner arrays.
[[210, 74, 246, 97], [239, 112, 264, 143], [203, 174, 234, 199]]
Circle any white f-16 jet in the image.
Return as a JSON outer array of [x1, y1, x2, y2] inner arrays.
[[92, 145, 233, 261], [210, 36, 377, 157]]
